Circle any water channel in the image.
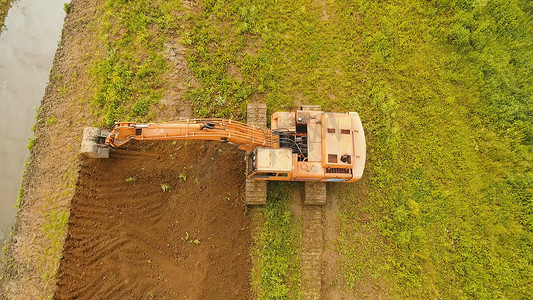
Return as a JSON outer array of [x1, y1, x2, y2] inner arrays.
[[0, 0, 68, 246]]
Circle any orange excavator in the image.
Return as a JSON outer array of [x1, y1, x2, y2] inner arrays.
[[81, 108, 366, 182]]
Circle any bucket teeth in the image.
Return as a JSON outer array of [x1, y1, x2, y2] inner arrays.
[[80, 127, 110, 159]]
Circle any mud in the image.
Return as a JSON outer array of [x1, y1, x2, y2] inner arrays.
[[56, 141, 251, 299]]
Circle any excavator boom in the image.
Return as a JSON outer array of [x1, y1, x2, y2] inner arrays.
[[106, 119, 272, 151]]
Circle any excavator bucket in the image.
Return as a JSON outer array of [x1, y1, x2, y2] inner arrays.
[[80, 127, 110, 158]]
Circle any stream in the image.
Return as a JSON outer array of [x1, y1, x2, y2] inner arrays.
[[0, 0, 68, 246]]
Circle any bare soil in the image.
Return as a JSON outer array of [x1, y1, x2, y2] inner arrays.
[[55, 141, 251, 299]]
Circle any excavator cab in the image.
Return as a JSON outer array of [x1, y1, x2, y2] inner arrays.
[[246, 148, 292, 181]]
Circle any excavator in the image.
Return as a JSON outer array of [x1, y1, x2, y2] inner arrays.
[[80, 107, 366, 183]]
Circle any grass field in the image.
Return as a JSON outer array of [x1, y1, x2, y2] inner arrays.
[[88, 0, 533, 298]]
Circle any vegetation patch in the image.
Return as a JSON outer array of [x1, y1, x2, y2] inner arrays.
[[40, 209, 69, 280], [332, 0, 533, 298], [251, 182, 301, 299], [90, 0, 182, 127], [38, 158, 77, 280]]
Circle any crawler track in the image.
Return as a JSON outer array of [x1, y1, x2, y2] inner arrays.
[[301, 204, 325, 299]]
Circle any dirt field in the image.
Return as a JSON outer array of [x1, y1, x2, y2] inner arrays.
[[56, 140, 251, 299]]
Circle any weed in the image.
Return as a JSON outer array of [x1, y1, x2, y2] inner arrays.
[[160, 184, 171, 192], [178, 173, 187, 181], [125, 176, 135, 183], [57, 86, 67, 97], [27, 137, 36, 150], [63, 3, 70, 14], [45, 115, 58, 126]]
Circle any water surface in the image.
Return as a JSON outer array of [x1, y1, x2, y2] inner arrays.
[[0, 0, 68, 245]]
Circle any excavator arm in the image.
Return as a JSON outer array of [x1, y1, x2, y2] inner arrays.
[[105, 119, 272, 152]]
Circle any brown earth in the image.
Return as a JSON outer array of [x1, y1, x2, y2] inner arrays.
[[56, 141, 251, 299]]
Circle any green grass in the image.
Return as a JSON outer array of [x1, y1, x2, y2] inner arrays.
[[183, 0, 533, 298], [39, 159, 78, 280], [332, 1, 533, 298], [90, 0, 182, 127], [250, 182, 301, 299], [40, 209, 69, 280]]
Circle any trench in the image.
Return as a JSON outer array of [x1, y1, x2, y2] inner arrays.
[[0, 0, 68, 245]]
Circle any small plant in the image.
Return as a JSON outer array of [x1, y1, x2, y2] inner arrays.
[[132, 99, 149, 116], [161, 184, 171, 192], [125, 176, 135, 183], [46, 115, 58, 126], [63, 3, 71, 14], [27, 137, 36, 150], [178, 173, 187, 181], [58, 86, 68, 97], [17, 187, 23, 203], [193, 238, 201, 245]]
